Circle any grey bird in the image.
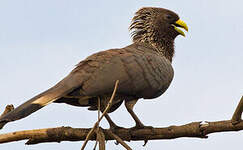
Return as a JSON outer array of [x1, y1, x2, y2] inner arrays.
[[0, 7, 188, 129]]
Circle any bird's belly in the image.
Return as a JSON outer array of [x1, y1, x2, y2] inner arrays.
[[139, 84, 170, 99]]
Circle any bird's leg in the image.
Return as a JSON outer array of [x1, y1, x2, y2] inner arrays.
[[104, 114, 118, 128], [104, 114, 124, 131], [125, 99, 147, 129]]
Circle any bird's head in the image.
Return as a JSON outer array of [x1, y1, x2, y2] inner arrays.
[[130, 7, 188, 61], [130, 7, 188, 41]]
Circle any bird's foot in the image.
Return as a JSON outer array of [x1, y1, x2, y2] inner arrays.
[[131, 123, 154, 130], [109, 124, 126, 133]]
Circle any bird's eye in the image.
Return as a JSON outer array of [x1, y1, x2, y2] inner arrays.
[[166, 15, 172, 20]]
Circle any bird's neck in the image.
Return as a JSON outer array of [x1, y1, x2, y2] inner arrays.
[[136, 38, 175, 62]]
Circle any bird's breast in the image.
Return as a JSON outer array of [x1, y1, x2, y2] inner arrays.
[[119, 50, 174, 99]]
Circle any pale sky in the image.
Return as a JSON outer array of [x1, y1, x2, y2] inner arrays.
[[0, 0, 242, 150]]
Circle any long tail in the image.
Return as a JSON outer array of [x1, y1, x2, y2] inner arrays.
[[0, 73, 81, 124]]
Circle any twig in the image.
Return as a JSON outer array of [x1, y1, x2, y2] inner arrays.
[[231, 96, 243, 125], [96, 128, 105, 150], [0, 105, 14, 129], [92, 97, 101, 150], [80, 80, 119, 150], [105, 130, 132, 150]]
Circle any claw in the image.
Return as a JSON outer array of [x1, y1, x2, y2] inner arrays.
[[143, 139, 148, 146], [110, 125, 126, 132]]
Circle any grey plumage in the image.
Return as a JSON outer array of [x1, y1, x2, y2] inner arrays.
[[0, 7, 188, 128]]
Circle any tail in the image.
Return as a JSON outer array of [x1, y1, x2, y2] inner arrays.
[[0, 73, 81, 124]]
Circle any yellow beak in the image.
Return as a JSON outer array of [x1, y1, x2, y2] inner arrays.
[[172, 19, 188, 37]]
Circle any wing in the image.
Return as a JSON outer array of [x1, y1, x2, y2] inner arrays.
[[76, 43, 174, 99], [0, 46, 132, 124]]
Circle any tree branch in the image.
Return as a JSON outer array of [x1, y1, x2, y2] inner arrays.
[[0, 96, 242, 147], [0, 119, 242, 145], [0, 105, 14, 129], [231, 96, 243, 124]]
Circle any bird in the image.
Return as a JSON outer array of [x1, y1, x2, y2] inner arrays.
[[0, 7, 188, 129]]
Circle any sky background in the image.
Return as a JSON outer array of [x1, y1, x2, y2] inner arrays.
[[0, 0, 242, 149]]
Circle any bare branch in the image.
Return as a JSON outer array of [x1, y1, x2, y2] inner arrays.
[[80, 80, 119, 150], [0, 120, 242, 145], [0, 105, 14, 129], [0, 92, 242, 149], [96, 128, 105, 150], [92, 97, 101, 150], [105, 130, 132, 150], [231, 96, 243, 125]]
